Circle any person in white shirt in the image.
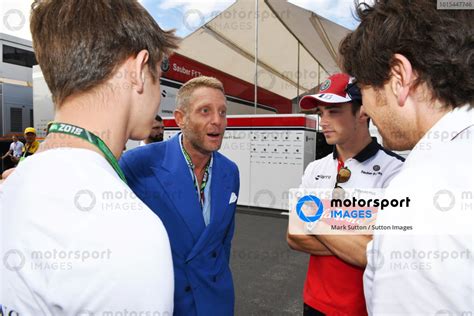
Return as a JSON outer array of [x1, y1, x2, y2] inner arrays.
[[339, 0, 473, 314], [1, 135, 24, 165], [1, 0, 179, 315]]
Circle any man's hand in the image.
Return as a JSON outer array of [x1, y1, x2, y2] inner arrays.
[[1, 168, 15, 180], [315, 234, 372, 267], [287, 230, 333, 256], [287, 229, 372, 267], [10, 156, 19, 164]]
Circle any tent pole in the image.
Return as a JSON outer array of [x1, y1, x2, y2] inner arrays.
[[318, 63, 321, 85], [297, 43, 300, 111], [254, 0, 259, 114]]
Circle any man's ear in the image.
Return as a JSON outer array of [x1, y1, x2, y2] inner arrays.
[[132, 49, 150, 94], [358, 104, 370, 123], [174, 109, 185, 128], [390, 54, 414, 107]]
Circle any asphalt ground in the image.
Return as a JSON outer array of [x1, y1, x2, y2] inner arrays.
[[231, 208, 308, 316]]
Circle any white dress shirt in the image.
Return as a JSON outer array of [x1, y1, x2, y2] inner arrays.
[[364, 106, 474, 315]]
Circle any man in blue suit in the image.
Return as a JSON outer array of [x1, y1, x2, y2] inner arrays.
[[120, 76, 240, 316]]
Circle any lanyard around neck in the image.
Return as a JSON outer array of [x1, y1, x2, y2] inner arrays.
[[22, 144, 30, 158], [180, 137, 211, 207], [47, 122, 127, 184], [22, 141, 35, 158], [337, 158, 344, 172]]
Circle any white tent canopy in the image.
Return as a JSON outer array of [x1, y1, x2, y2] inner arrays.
[[177, 0, 350, 102]]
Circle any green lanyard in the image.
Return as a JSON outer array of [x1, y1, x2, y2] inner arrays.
[[19, 141, 37, 162], [21, 143, 31, 158], [180, 137, 211, 207], [48, 122, 127, 184]]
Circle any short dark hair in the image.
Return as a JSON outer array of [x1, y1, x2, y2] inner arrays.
[[339, 0, 473, 109], [30, 0, 180, 106], [155, 115, 163, 122], [351, 102, 362, 115], [350, 102, 370, 127]]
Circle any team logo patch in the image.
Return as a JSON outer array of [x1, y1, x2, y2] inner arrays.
[[315, 174, 331, 181], [373, 165, 381, 171], [319, 79, 331, 91]]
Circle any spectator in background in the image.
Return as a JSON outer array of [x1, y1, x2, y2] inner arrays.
[[2, 135, 24, 166], [20, 127, 40, 161], [1, 128, 39, 180], [141, 114, 165, 145]]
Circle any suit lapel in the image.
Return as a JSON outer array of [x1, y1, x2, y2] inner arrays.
[[209, 156, 232, 227], [187, 154, 233, 261], [152, 135, 206, 242]]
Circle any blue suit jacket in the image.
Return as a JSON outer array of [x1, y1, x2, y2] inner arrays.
[[119, 134, 240, 316]]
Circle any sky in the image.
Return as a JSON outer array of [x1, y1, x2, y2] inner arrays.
[[0, 0, 359, 41]]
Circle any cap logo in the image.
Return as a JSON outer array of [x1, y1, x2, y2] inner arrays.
[[318, 94, 334, 100], [320, 79, 331, 91]]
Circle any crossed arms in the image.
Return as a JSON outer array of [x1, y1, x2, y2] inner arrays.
[[287, 232, 372, 267]]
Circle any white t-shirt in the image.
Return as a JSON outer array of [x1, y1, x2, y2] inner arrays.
[[9, 141, 24, 157], [364, 106, 474, 315], [0, 148, 174, 315]]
